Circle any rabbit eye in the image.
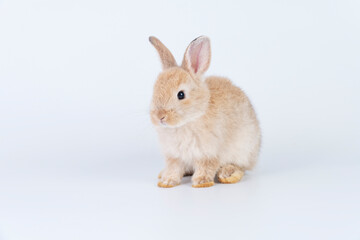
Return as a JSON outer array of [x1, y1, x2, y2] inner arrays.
[[177, 91, 185, 100]]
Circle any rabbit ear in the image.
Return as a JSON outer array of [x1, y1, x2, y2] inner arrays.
[[149, 36, 177, 69], [181, 36, 211, 77]]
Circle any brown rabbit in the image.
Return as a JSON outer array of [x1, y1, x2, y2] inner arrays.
[[149, 36, 261, 188]]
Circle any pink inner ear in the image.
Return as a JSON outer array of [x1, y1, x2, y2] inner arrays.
[[189, 42, 204, 74]]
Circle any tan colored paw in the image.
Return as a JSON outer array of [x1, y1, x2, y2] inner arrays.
[[192, 182, 214, 188], [192, 175, 215, 188], [157, 178, 180, 188], [218, 171, 244, 184], [158, 182, 178, 188]]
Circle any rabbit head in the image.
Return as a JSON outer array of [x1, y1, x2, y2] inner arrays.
[[149, 36, 212, 128]]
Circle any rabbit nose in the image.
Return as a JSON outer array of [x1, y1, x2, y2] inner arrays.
[[157, 109, 166, 118]]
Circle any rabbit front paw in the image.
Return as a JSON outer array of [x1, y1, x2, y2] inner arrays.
[[158, 176, 180, 188], [192, 175, 215, 188]]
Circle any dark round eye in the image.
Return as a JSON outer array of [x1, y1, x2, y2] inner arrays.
[[177, 91, 185, 100]]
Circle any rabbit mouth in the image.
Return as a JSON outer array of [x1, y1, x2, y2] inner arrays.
[[157, 120, 180, 128], [160, 119, 167, 126], [158, 118, 192, 129], [160, 116, 166, 125]]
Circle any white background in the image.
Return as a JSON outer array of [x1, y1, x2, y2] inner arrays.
[[0, 0, 359, 239]]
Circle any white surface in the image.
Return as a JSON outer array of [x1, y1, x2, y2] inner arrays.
[[0, 0, 360, 239]]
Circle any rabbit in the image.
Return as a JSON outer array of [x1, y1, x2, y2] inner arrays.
[[149, 36, 261, 188]]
